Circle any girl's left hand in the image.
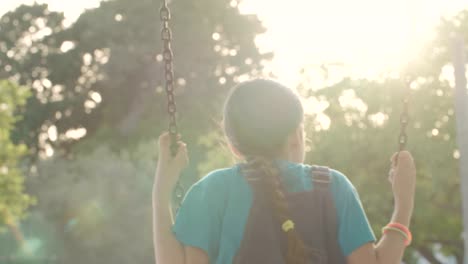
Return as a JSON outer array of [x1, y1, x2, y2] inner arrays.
[[157, 132, 189, 184]]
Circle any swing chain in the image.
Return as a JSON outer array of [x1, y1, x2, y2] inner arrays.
[[160, 1, 177, 146], [398, 79, 410, 151], [160, 0, 185, 206]]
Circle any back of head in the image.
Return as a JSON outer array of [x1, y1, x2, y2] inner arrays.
[[223, 79, 307, 264], [223, 79, 303, 157]]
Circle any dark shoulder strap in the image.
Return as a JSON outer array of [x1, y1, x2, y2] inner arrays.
[[310, 165, 331, 189], [310, 165, 346, 264]]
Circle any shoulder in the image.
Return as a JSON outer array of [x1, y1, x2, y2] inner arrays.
[[305, 164, 356, 193], [178, 166, 239, 221], [186, 165, 240, 202], [307, 166, 359, 201], [329, 169, 356, 192], [327, 168, 376, 255], [194, 165, 239, 189], [278, 162, 355, 193], [173, 167, 240, 262]]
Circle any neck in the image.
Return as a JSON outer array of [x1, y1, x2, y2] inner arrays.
[[278, 148, 303, 164]]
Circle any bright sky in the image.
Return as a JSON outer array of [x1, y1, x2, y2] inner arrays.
[[1, 0, 467, 86]]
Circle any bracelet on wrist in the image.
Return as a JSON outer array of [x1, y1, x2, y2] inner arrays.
[[382, 222, 412, 246]]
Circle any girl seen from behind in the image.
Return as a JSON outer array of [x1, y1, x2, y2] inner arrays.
[[153, 79, 416, 264]]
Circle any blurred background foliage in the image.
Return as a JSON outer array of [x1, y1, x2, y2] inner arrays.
[[0, 80, 34, 228], [0, 0, 467, 263]]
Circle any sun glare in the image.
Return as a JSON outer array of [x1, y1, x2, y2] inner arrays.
[[1, 0, 467, 86], [240, 0, 467, 85]]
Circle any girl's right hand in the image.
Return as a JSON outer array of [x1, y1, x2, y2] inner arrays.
[[156, 132, 189, 189], [388, 151, 416, 210]]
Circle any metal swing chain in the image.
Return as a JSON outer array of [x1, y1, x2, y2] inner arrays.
[[398, 5, 417, 153], [393, 78, 411, 168], [398, 85, 410, 152], [160, 0, 185, 207]]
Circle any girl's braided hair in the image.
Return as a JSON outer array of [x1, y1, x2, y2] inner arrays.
[[223, 79, 307, 264]]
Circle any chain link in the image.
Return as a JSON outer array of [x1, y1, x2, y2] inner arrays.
[[160, 0, 184, 206], [398, 79, 410, 151], [390, 79, 411, 176]]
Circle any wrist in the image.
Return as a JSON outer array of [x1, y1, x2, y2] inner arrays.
[[395, 197, 414, 213], [392, 205, 413, 227]]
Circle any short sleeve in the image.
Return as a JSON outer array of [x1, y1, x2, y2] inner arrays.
[[331, 170, 376, 256], [172, 177, 224, 262]]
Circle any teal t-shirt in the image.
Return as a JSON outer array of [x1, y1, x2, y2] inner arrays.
[[172, 162, 376, 263]]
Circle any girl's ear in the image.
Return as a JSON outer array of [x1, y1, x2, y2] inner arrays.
[[288, 124, 304, 148], [285, 124, 306, 163]]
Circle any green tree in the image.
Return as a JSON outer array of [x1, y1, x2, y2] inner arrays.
[[0, 4, 74, 156], [0, 80, 34, 227], [0, 0, 270, 157]]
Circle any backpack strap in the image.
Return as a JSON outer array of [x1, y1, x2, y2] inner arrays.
[[310, 165, 331, 189], [310, 165, 346, 264]]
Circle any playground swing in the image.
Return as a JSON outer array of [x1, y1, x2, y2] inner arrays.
[[158, 1, 411, 208]]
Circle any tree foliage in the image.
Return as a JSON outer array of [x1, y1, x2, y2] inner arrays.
[[0, 0, 270, 157], [0, 80, 34, 227]]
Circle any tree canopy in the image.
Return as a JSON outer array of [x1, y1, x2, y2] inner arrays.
[[0, 80, 34, 227], [0, 0, 270, 157]]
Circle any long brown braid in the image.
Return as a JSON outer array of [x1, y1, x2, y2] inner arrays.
[[243, 156, 308, 264], [223, 79, 307, 264]]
